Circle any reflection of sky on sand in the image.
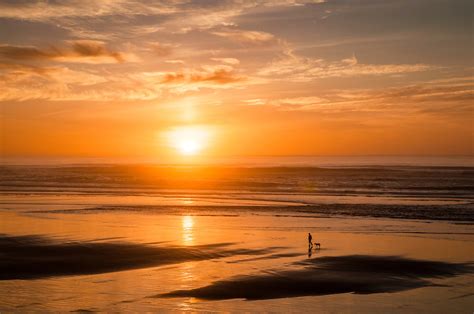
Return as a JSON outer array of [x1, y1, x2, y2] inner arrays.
[[182, 215, 194, 245], [178, 262, 196, 311]]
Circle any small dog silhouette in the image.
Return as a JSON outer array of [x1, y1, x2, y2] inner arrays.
[[314, 243, 321, 249]]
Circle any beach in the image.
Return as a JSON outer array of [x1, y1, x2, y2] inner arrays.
[[0, 165, 473, 312]]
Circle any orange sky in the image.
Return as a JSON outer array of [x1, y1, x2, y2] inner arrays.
[[0, 0, 472, 162]]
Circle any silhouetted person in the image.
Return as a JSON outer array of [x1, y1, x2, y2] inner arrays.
[[308, 233, 313, 249]]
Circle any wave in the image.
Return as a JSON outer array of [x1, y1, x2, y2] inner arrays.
[[26, 203, 474, 222]]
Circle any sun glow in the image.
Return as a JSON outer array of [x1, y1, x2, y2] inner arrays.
[[177, 138, 201, 155], [182, 215, 194, 244], [165, 125, 212, 156]]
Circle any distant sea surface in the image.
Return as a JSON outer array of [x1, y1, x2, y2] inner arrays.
[[1, 155, 474, 167], [0, 157, 473, 221]]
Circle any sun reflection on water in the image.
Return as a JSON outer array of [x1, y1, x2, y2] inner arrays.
[[179, 215, 196, 310], [182, 215, 194, 244], [181, 198, 194, 205]]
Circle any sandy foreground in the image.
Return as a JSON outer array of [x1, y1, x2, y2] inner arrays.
[[0, 195, 473, 313]]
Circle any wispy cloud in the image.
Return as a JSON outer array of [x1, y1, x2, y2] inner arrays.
[[160, 67, 243, 84], [0, 61, 258, 101], [211, 57, 240, 65], [0, 0, 325, 40], [259, 52, 436, 81], [0, 63, 108, 101], [0, 41, 136, 64], [148, 42, 174, 57], [0, 0, 325, 20], [0, 0, 176, 20], [140, 65, 257, 93], [212, 29, 277, 45], [244, 77, 474, 116]]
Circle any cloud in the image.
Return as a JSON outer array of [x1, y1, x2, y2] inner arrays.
[[0, 0, 325, 40], [259, 52, 436, 81], [144, 65, 249, 92], [162, 68, 242, 84], [0, 60, 257, 101], [243, 77, 474, 116], [212, 29, 277, 45], [0, 45, 50, 60], [165, 59, 185, 64], [0, 1, 325, 21], [0, 0, 176, 20], [243, 98, 266, 106], [211, 57, 240, 65], [2, 64, 106, 85], [148, 42, 174, 57], [330, 78, 474, 109], [0, 41, 134, 64], [0, 60, 163, 101], [0, 62, 112, 101], [243, 95, 335, 111], [67, 40, 127, 62], [274, 96, 329, 106]]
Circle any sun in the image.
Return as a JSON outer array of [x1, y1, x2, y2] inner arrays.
[[176, 138, 201, 155], [165, 125, 211, 156]]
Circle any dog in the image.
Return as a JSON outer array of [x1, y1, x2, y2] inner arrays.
[[314, 242, 321, 249]]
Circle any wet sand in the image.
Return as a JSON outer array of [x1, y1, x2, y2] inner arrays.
[[158, 255, 471, 300], [1, 202, 473, 312]]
